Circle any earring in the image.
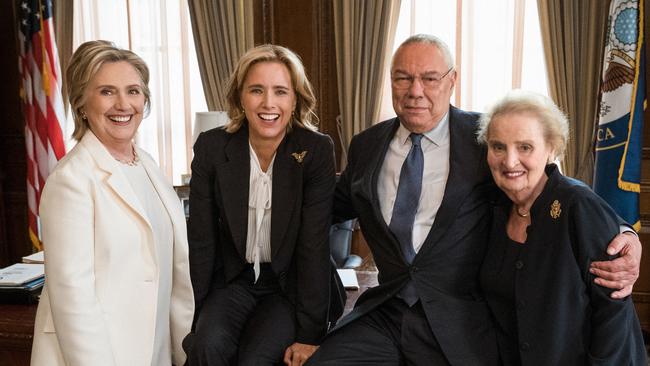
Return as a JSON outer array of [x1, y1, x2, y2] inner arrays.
[[81, 111, 87, 120]]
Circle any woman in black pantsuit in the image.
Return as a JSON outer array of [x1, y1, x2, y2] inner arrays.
[[183, 45, 336, 366]]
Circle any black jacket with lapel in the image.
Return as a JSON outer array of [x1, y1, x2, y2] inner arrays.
[[333, 106, 499, 365], [188, 124, 336, 344]]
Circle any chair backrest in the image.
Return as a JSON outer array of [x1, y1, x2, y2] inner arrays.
[[329, 219, 355, 268]]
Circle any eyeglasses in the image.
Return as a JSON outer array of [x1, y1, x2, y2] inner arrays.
[[391, 67, 454, 89]]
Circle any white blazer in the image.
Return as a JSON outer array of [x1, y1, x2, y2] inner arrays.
[[31, 132, 194, 366]]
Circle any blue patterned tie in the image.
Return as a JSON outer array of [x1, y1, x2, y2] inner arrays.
[[390, 133, 423, 263], [390, 133, 423, 305]]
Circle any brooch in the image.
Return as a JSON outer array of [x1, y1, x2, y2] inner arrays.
[[550, 200, 561, 219], [291, 151, 307, 163]]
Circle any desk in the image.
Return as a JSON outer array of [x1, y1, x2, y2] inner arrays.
[[343, 270, 378, 317], [0, 303, 36, 366], [0, 271, 378, 365]]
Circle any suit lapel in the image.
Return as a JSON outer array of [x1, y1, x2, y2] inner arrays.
[[139, 152, 184, 245], [216, 127, 250, 259], [371, 120, 400, 223], [363, 119, 403, 252], [270, 133, 301, 259], [81, 132, 152, 231], [418, 107, 481, 253]]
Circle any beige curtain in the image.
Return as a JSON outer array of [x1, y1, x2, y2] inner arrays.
[[187, 0, 254, 110], [333, 0, 401, 155], [537, 0, 611, 183], [53, 0, 73, 113]]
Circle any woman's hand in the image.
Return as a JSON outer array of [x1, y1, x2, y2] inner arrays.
[[283, 342, 319, 366]]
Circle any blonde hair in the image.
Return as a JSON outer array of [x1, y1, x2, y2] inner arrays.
[[66, 40, 151, 141], [477, 90, 569, 161], [224, 44, 318, 133]]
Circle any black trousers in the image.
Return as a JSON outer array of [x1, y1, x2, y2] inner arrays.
[[305, 297, 451, 366], [185, 264, 295, 366]]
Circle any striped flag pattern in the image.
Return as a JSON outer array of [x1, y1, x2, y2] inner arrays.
[[17, 0, 66, 250], [593, 0, 646, 231]]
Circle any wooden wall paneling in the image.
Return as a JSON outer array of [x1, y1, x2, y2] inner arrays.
[[313, 0, 343, 165], [255, 0, 342, 169], [0, 304, 37, 366], [0, 1, 29, 267], [0, 172, 6, 268]]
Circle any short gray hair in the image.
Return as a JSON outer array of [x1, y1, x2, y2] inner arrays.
[[394, 34, 455, 69], [477, 90, 569, 161]]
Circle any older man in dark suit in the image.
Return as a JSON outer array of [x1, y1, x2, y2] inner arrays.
[[306, 34, 641, 366]]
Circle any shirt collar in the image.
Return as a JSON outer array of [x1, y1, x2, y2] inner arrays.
[[396, 112, 450, 147]]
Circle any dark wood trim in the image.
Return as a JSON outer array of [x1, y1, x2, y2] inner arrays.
[[261, 0, 274, 44], [0, 0, 29, 267], [313, 0, 342, 164], [636, 0, 650, 336], [645, 0, 649, 113]]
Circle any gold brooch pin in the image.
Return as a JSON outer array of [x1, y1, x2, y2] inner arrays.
[[291, 151, 307, 163], [550, 200, 561, 219]]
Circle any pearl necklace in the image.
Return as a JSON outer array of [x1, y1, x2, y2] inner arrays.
[[114, 145, 139, 166]]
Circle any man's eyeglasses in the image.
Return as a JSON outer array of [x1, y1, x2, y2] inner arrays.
[[391, 67, 454, 89]]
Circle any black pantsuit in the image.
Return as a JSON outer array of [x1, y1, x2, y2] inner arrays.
[[184, 125, 336, 365], [186, 265, 295, 365]]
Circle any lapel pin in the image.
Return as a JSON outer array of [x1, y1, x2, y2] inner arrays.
[[550, 200, 561, 219], [291, 151, 307, 163]]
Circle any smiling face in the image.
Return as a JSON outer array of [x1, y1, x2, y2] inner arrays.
[[82, 61, 145, 151], [391, 42, 456, 133], [240, 61, 296, 146], [486, 112, 554, 205]]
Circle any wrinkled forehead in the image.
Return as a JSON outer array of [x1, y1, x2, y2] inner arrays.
[[391, 43, 449, 75]]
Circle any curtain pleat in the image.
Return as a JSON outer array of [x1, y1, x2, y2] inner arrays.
[[53, 0, 73, 114], [537, 0, 611, 183], [333, 0, 401, 165], [187, 0, 254, 111]]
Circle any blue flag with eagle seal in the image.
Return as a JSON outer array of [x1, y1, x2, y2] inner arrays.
[[594, 0, 646, 232]]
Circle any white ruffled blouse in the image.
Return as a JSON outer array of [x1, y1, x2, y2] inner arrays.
[[245, 143, 275, 281]]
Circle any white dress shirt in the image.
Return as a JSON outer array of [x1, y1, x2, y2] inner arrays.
[[246, 143, 274, 281], [378, 113, 450, 253]]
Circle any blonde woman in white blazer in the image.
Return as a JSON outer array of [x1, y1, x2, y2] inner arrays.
[[31, 40, 194, 366]]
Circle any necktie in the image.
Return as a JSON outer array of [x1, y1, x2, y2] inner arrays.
[[390, 133, 423, 263], [389, 133, 423, 306]]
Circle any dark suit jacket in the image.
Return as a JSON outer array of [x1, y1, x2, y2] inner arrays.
[[188, 124, 336, 344], [333, 106, 499, 365], [481, 164, 647, 365]]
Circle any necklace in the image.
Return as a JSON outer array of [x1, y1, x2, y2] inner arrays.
[[114, 145, 139, 166], [515, 207, 529, 218]]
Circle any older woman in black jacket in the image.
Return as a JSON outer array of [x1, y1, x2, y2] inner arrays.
[[477, 90, 647, 365]]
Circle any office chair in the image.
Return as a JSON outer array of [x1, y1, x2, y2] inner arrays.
[[329, 219, 362, 269]]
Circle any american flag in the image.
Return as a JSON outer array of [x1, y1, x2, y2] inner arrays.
[[17, 0, 66, 250]]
